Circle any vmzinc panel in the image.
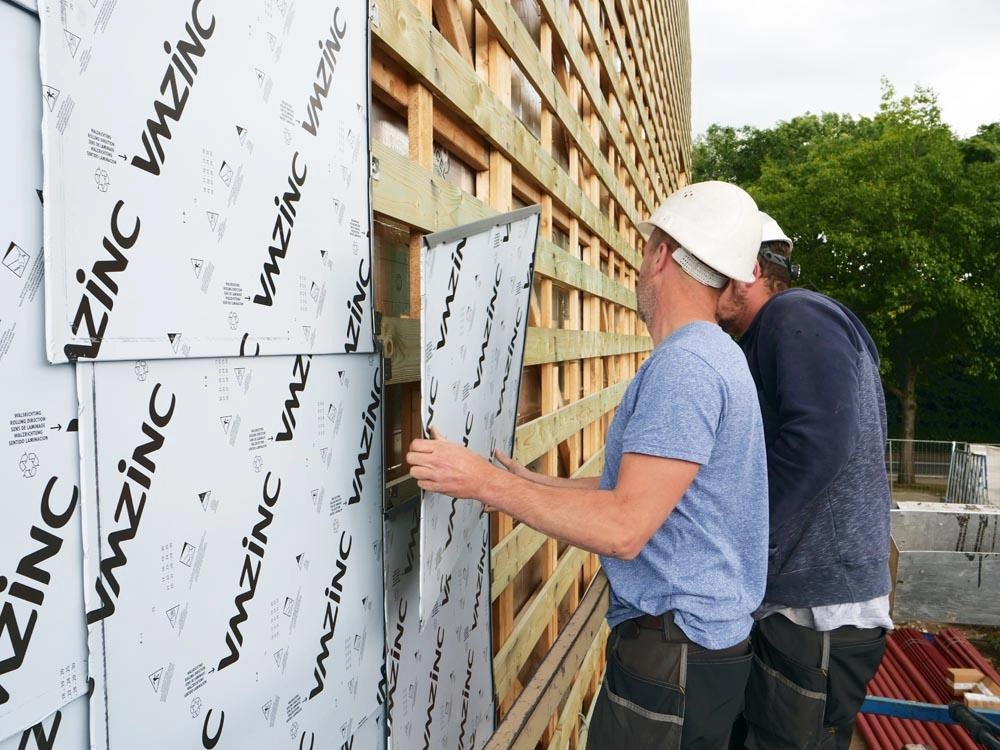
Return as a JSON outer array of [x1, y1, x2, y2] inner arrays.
[[0, 3, 88, 740], [78, 352, 384, 749], [418, 207, 539, 619], [0, 696, 88, 750], [39, 0, 374, 362]]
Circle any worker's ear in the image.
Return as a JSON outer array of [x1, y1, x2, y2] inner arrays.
[[651, 239, 672, 272]]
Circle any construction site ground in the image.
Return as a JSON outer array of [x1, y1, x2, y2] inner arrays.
[[848, 487, 1000, 747]]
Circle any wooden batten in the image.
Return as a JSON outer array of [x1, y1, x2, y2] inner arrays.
[[371, 0, 689, 745]]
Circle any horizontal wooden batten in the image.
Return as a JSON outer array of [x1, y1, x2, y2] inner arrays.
[[373, 142, 491, 233], [524, 329, 649, 367], [379, 316, 646, 385], [486, 574, 610, 750], [493, 524, 549, 603], [574, 0, 671, 195], [493, 545, 591, 699], [534, 241, 636, 309], [534, 0, 660, 211], [492, 457, 609, 603], [514, 380, 630, 466], [371, 0, 640, 270], [550, 621, 608, 749], [373, 145, 637, 309], [468, 0, 646, 222], [596, 0, 681, 188], [574, 447, 606, 478]]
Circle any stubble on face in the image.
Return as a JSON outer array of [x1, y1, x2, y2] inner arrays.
[[636, 237, 660, 326]]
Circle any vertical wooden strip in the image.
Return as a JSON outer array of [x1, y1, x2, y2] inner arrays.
[[484, 22, 518, 717], [407, 59, 434, 315]]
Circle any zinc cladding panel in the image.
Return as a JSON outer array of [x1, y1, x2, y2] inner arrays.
[[39, 0, 374, 362], [0, 4, 88, 741]]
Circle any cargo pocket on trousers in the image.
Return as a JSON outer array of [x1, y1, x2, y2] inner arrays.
[[744, 653, 826, 747], [588, 646, 685, 750]]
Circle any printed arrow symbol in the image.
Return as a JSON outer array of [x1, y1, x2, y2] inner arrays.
[[49, 423, 62, 431], [118, 153, 127, 161]]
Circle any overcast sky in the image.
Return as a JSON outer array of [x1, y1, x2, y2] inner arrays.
[[688, 0, 1000, 140]]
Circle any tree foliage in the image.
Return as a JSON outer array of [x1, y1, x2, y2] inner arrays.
[[694, 83, 1000, 444]]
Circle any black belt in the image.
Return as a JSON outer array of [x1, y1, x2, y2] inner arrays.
[[633, 614, 666, 630]]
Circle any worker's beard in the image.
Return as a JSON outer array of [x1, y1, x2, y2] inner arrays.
[[636, 271, 657, 328], [716, 282, 748, 335]]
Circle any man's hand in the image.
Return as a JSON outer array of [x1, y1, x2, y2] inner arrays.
[[492, 448, 533, 481], [407, 426, 498, 500]]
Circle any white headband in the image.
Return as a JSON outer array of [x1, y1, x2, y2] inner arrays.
[[671, 247, 727, 288]]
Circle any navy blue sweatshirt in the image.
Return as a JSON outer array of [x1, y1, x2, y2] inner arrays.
[[739, 288, 891, 607]]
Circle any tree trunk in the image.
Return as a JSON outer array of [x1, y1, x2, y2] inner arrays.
[[898, 362, 918, 485]]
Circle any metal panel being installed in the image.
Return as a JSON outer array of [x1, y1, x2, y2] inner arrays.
[[0, 2, 88, 741], [78, 352, 384, 749], [419, 207, 539, 619], [39, 0, 374, 362]]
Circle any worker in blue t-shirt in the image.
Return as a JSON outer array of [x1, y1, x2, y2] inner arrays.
[[408, 181, 770, 749], [718, 212, 892, 750]]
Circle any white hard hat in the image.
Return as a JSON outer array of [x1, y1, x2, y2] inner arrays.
[[760, 211, 793, 250], [638, 181, 762, 283]]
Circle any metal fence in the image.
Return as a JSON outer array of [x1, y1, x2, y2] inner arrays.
[[885, 439, 958, 496], [885, 439, 1000, 503]]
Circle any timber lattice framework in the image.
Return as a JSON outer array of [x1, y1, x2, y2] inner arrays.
[[371, 0, 691, 745]]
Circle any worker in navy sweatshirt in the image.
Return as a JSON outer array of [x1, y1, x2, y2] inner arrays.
[[717, 212, 892, 750]]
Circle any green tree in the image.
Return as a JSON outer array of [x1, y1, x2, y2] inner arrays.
[[695, 84, 1000, 482]]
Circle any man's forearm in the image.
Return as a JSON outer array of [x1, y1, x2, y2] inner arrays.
[[477, 470, 634, 558], [523, 472, 600, 490]]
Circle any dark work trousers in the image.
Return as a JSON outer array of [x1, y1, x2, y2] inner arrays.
[[729, 614, 886, 750], [587, 612, 753, 750]]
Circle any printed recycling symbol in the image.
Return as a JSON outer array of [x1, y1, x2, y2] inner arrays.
[[19, 452, 39, 478]]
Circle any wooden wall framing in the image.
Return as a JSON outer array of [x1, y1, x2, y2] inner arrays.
[[371, 0, 691, 745]]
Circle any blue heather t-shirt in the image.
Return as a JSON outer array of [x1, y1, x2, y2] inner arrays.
[[600, 321, 768, 649]]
